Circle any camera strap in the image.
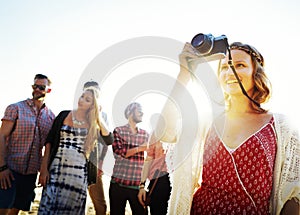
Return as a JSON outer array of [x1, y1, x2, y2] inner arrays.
[[225, 45, 261, 109]]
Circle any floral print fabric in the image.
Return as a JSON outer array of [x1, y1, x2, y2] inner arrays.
[[191, 117, 276, 215]]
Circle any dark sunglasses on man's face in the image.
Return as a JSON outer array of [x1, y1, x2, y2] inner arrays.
[[32, 84, 47, 91]]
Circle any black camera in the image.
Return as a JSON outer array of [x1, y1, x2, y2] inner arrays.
[[191, 33, 228, 62]]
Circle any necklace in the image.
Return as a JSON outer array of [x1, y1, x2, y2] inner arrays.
[[72, 111, 85, 126]]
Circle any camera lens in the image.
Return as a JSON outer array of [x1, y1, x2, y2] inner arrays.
[[191, 33, 213, 55]]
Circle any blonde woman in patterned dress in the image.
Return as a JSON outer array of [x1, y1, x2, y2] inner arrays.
[[38, 86, 113, 215], [163, 41, 299, 214]]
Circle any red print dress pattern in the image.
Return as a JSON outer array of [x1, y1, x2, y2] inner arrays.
[[191, 117, 276, 215]]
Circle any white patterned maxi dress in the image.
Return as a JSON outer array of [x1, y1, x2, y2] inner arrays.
[[38, 125, 88, 215]]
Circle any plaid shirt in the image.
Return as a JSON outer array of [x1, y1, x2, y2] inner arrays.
[[2, 99, 55, 174], [111, 124, 149, 188]]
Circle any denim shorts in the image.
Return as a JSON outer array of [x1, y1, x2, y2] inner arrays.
[[0, 171, 37, 211]]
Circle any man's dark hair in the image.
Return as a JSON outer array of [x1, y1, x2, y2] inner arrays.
[[124, 102, 142, 119], [83, 81, 100, 90], [34, 74, 52, 85]]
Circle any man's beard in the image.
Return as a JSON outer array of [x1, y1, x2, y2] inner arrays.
[[132, 114, 142, 123], [32, 92, 46, 100]]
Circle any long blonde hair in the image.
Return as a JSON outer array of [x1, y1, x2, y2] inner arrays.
[[83, 87, 101, 158]]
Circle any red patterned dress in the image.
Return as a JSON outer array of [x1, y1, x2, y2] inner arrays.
[[191, 117, 277, 215]]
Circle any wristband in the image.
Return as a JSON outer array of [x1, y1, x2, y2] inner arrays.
[[0, 164, 8, 172], [139, 181, 146, 189]]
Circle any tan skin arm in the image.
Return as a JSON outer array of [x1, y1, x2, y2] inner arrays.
[[125, 142, 148, 158], [138, 156, 153, 207], [156, 43, 198, 143], [0, 120, 15, 189], [38, 143, 51, 187], [98, 112, 110, 136]]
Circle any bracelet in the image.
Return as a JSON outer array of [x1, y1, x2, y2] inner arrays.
[[139, 181, 146, 189], [0, 164, 8, 172]]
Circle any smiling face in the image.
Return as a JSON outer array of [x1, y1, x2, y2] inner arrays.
[[131, 106, 144, 123], [218, 49, 255, 97], [32, 78, 50, 100]]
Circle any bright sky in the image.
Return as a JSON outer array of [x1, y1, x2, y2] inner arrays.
[[1, 0, 300, 132]]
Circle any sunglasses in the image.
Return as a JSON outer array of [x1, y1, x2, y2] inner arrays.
[[32, 84, 47, 91]]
